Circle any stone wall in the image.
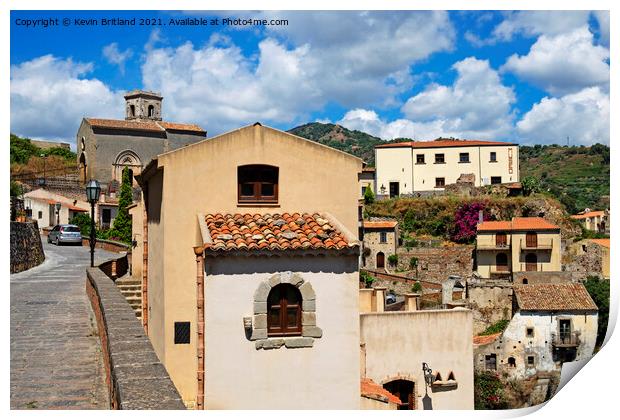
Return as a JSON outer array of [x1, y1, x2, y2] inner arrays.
[[86, 261, 185, 410], [468, 281, 514, 334], [395, 245, 475, 282], [81, 237, 130, 253], [563, 239, 606, 280], [10, 221, 45, 274], [362, 269, 442, 295]]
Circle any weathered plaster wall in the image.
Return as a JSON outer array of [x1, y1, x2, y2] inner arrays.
[[360, 309, 474, 410], [467, 282, 513, 334], [10, 221, 45, 274]]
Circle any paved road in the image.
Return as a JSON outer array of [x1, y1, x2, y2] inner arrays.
[[10, 239, 119, 410]]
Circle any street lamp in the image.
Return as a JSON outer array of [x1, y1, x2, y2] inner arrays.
[[55, 202, 61, 225], [86, 179, 101, 268], [422, 362, 435, 388]]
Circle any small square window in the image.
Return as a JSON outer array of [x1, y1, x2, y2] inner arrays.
[[435, 177, 445, 188], [527, 356, 535, 367], [491, 176, 502, 185], [435, 153, 445, 164], [174, 322, 191, 344], [416, 154, 425, 164], [380, 232, 387, 243], [459, 152, 470, 163], [526, 328, 534, 338], [38, 211, 43, 219], [490, 152, 497, 162]]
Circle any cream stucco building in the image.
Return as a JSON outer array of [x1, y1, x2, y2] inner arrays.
[[23, 188, 89, 228], [135, 123, 363, 409], [474, 283, 598, 380], [476, 217, 561, 279], [571, 210, 609, 234], [374, 139, 519, 198]]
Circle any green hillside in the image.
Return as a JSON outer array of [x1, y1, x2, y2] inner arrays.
[[288, 123, 609, 214], [519, 144, 609, 213]]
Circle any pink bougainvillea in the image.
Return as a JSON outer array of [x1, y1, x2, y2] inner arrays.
[[451, 202, 487, 243]]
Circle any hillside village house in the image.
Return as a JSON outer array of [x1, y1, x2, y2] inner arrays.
[[567, 238, 610, 280], [135, 123, 363, 409], [571, 209, 609, 234], [359, 167, 376, 199], [361, 219, 399, 270], [374, 139, 519, 198], [475, 217, 561, 279], [76, 90, 206, 188], [23, 188, 88, 228], [474, 283, 598, 380]]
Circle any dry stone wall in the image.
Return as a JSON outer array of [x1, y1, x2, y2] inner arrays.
[[10, 221, 45, 273]]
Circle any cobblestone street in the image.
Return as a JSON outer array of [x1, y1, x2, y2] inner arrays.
[[10, 239, 119, 409]]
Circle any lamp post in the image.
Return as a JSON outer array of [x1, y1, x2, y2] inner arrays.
[[86, 179, 101, 268], [55, 202, 61, 225], [422, 362, 435, 388]]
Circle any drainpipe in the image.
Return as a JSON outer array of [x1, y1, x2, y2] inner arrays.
[[142, 191, 149, 334], [194, 246, 205, 410]]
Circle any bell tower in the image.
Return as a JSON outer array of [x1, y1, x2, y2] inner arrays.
[[124, 90, 163, 121]]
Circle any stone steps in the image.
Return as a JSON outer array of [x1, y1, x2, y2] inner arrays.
[[114, 274, 142, 321]]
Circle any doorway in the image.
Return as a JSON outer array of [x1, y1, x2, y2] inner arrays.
[[383, 379, 416, 410], [525, 253, 538, 271], [376, 252, 385, 269], [389, 182, 400, 198]]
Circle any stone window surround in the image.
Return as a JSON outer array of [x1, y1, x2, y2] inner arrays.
[[247, 272, 323, 350]]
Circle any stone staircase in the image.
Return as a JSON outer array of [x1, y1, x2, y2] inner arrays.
[[115, 275, 142, 320]]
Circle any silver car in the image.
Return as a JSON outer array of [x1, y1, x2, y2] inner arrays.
[[48, 224, 83, 245]]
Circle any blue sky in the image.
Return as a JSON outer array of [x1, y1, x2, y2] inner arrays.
[[10, 10, 610, 147]]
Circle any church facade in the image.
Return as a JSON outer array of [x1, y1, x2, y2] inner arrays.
[[76, 90, 206, 189]]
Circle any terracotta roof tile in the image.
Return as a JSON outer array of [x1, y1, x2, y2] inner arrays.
[[571, 210, 606, 219], [473, 332, 502, 346], [363, 220, 398, 229], [376, 139, 516, 149], [589, 239, 610, 249], [203, 213, 357, 253], [514, 284, 598, 312], [477, 217, 559, 232], [511, 217, 559, 231], [361, 378, 401, 405], [85, 118, 205, 133]]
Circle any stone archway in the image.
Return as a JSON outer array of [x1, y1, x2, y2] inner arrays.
[[381, 374, 418, 410], [113, 150, 142, 186]]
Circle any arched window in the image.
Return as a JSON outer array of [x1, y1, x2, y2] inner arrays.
[[148, 105, 155, 117], [508, 357, 516, 367], [238, 165, 279, 203], [522, 278, 529, 285], [496, 253, 508, 272], [376, 252, 385, 269], [267, 284, 302, 337]]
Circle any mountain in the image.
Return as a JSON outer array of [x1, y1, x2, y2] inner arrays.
[[288, 122, 384, 165], [288, 123, 610, 213]]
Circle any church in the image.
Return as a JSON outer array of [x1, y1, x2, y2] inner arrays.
[[76, 90, 207, 190]]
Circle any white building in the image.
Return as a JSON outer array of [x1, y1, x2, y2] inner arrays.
[[375, 139, 519, 198]]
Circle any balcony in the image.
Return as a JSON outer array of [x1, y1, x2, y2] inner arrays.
[[552, 332, 580, 348], [520, 238, 554, 250], [477, 243, 511, 251]]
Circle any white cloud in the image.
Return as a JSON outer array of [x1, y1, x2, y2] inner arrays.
[[401, 57, 515, 139], [502, 27, 609, 96], [102, 42, 133, 74], [516, 87, 609, 146], [141, 12, 456, 134], [593, 10, 610, 47], [10, 55, 122, 142], [492, 11, 591, 41]]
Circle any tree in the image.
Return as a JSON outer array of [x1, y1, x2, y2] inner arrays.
[[70, 212, 93, 236], [583, 276, 609, 348], [363, 185, 375, 204], [10, 134, 41, 164], [521, 176, 540, 197], [409, 256, 419, 279], [387, 254, 398, 266], [107, 167, 133, 243]]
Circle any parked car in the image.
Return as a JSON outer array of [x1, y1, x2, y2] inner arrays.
[[385, 292, 397, 305], [48, 224, 83, 245]]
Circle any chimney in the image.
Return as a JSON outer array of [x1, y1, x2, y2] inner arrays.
[[373, 287, 386, 313], [404, 293, 420, 311]]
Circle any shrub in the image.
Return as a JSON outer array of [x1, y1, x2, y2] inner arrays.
[[583, 276, 609, 348], [70, 212, 92, 236], [363, 185, 375, 204], [474, 371, 508, 409], [480, 319, 510, 336], [106, 167, 133, 244], [451, 201, 486, 243], [409, 256, 418, 269], [388, 254, 398, 266], [521, 176, 541, 197], [360, 271, 375, 288], [411, 282, 422, 293]]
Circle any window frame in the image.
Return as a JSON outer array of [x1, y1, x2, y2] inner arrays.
[[435, 177, 446, 188], [379, 231, 387, 243], [459, 152, 470, 163], [434, 153, 445, 164], [491, 176, 502, 185], [490, 152, 497, 162], [267, 284, 302, 337], [416, 154, 425, 164], [237, 164, 279, 204]]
